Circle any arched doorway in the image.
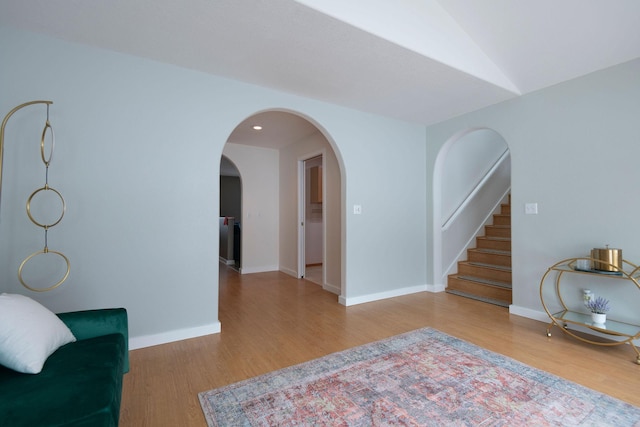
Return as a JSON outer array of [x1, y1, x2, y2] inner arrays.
[[219, 110, 344, 296], [433, 128, 511, 291]]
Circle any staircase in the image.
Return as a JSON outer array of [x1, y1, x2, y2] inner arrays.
[[446, 196, 511, 307]]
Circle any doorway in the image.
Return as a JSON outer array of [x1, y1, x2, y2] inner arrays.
[[220, 109, 343, 297], [433, 128, 510, 289], [299, 154, 324, 285], [219, 156, 242, 270]]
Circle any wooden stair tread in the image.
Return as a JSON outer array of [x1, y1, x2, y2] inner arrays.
[[446, 289, 510, 308], [462, 261, 511, 272], [454, 275, 512, 289], [477, 236, 511, 241], [447, 194, 512, 306], [469, 248, 511, 255]]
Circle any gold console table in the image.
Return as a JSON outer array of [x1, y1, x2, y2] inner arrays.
[[539, 257, 640, 364]]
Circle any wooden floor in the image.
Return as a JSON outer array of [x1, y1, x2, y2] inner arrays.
[[120, 265, 640, 426]]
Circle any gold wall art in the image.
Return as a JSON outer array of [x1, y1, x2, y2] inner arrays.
[[1, 100, 70, 292]]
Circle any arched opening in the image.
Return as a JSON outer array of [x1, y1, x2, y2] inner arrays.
[[219, 155, 242, 270], [219, 109, 344, 297], [433, 128, 511, 299]]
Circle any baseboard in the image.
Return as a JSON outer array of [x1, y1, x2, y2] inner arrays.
[[426, 283, 446, 293], [339, 284, 428, 307], [279, 266, 298, 278], [129, 321, 221, 350], [510, 304, 640, 346], [218, 256, 234, 265], [239, 265, 279, 274], [323, 282, 340, 295], [509, 305, 550, 323]]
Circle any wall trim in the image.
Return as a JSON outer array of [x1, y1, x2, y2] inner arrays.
[[338, 284, 428, 307], [279, 266, 298, 278], [219, 256, 235, 265], [240, 265, 279, 274], [129, 321, 221, 350], [509, 304, 639, 346], [323, 282, 340, 295], [509, 304, 550, 323], [426, 283, 446, 293]]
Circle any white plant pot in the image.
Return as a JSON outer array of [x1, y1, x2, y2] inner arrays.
[[591, 313, 606, 324]]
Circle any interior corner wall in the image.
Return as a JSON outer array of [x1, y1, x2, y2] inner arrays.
[[425, 58, 640, 322], [1, 25, 429, 345], [222, 143, 279, 273]]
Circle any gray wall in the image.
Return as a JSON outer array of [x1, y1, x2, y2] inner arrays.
[[0, 25, 428, 346], [4, 24, 636, 346], [426, 58, 640, 323]]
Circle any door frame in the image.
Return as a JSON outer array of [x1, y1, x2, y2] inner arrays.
[[297, 151, 325, 280]]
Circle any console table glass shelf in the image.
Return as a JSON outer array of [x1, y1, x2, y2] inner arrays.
[[539, 257, 640, 365]]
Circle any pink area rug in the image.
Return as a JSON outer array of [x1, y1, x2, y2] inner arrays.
[[198, 328, 640, 426]]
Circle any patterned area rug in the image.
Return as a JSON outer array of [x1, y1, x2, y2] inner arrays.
[[198, 328, 640, 426]]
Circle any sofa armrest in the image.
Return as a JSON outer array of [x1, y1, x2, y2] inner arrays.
[[56, 308, 129, 373]]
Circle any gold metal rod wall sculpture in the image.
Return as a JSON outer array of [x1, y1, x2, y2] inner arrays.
[[1, 100, 70, 292], [0, 100, 53, 202]]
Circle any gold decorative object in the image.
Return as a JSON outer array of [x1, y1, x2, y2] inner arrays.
[[1, 101, 52, 198], [540, 257, 640, 365], [18, 250, 70, 292], [1, 100, 70, 292], [591, 245, 623, 272]]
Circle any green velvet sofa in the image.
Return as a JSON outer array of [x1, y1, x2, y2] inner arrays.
[[0, 308, 129, 426]]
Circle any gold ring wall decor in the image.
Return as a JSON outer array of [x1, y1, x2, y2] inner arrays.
[[18, 250, 70, 292], [26, 185, 66, 228], [0, 100, 70, 292], [40, 119, 55, 166]]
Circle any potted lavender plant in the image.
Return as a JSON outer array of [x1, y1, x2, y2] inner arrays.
[[586, 296, 610, 324]]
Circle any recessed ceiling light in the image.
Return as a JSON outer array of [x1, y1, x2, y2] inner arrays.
[[252, 125, 262, 130]]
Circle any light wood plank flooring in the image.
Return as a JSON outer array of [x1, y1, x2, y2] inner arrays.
[[119, 265, 640, 426]]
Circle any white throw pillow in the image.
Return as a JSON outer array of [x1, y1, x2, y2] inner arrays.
[[0, 293, 76, 374]]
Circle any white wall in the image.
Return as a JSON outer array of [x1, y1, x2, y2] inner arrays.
[[0, 26, 428, 345], [222, 143, 279, 273], [440, 129, 508, 221], [426, 58, 640, 323]]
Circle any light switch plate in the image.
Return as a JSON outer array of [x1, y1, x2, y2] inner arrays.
[[353, 205, 362, 215], [525, 203, 538, 215]]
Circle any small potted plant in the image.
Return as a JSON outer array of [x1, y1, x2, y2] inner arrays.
[[586, 296, 610, 324]]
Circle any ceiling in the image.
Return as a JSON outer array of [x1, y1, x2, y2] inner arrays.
[[3, 0, 640, 148], [222, 111, 318, 175], [227, 111, 320, 150]]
